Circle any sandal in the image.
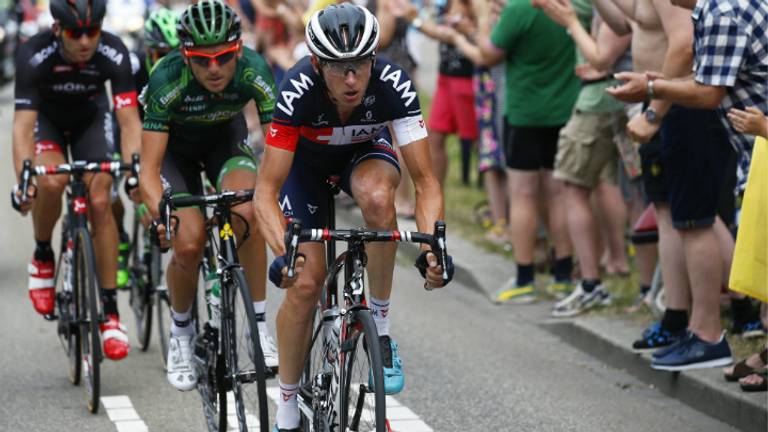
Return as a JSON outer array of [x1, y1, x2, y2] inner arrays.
[[739, 371, 768, 392], [724, 349, 767, 382]]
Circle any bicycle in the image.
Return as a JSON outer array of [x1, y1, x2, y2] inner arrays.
[[126, 202, 160, 353], [18, 156, 139, 413], [158, 189, 271, 432], [281, 181, 449, 432]]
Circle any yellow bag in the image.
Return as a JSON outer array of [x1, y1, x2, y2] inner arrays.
[[729, 136, 768, 303]]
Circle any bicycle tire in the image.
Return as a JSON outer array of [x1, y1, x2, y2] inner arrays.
[[130, 222, 153, 351], [197, 326, 228, 432], [221, 267, 269, 432], [74, 228, 101, 414], [56, 227, 81, 386], [300, 305, 335, 432], [153, 245, 171, 368], [340, 309, 386, 432]]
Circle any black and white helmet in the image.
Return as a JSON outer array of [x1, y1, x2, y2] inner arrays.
[[305, 4, 379, 61]]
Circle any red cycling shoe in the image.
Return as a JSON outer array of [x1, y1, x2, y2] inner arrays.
[[100, 314, 130, 360], [28, 257, 55, 315]]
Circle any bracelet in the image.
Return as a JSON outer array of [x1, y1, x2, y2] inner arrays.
[[647, 79, 655, 101]]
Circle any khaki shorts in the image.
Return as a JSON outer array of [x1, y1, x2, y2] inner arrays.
[[554, 110, 623, 188]]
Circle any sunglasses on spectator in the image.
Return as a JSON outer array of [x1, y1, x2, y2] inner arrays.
[[183, 43, 240, 67], [320, 58, 373, 78], [62, 26, 101, 39]]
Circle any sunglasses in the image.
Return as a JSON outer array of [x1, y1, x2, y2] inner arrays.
[[320, 58, 373, 78], [183, 43, 240, 68], [62, 26, 101, 39]]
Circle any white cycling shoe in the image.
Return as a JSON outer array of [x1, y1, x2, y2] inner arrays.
[[167, 333, 197, 391]]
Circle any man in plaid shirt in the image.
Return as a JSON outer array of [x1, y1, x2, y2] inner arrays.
[[609, 0, 767, 190], [607, 0, 767, 371]]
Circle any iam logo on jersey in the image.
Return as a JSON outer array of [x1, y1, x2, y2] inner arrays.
[[73, 197, 88, 214]]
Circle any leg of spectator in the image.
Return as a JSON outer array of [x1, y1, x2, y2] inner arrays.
[[542, 171, 571, 259], [508, 169, 541, 264], [484, 168, 508, 226], [595, 181, 629, 274], [627, 184, 657, 288], [565, 183, 599, 280], [656, 204, 691, 310], [713, 216, 735, 285], [681, 226, 723, 342], [429, 131, 449, 186]]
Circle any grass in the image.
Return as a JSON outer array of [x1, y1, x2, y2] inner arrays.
[[423, 92, 767, 360]]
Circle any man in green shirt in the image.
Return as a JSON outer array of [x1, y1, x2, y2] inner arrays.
[[475, 0, 579, 304], [139, 0, 278, 391]]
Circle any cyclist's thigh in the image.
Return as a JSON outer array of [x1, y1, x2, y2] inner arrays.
[[279, 154, 333, 229], [70, 97, 118, 163], [203, 114, 258, 191], [162, 147, 207, 253], [346, 140, 400, 199], [33, 113, 68, 187]]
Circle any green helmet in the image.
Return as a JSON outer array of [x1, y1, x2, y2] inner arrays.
[[177, 0, 242, 48], [144, 8, 180, 50]]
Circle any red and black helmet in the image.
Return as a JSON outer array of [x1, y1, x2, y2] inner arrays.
[[50, 0, 107, 28]]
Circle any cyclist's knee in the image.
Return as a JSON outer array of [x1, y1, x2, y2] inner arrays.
[[287, 277, 323, 311], [230, 203, 256, 235], [37, 175, 68, 196], [172, 240, 205, 269], [87, 190, 112, 218], [356, 185, 395, 226]]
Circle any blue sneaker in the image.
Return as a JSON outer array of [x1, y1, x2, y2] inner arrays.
[[632, 322, 685, 351], [369, 336, 404, 395], [651, 331, 733, 371], [733, 319, 767, 339]]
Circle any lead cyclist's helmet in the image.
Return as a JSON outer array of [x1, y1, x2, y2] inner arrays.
[[144, 8, 180, 50], [50, 0, 107, 28], [177, 0, 241, 48], [305, 4, 379, 62]]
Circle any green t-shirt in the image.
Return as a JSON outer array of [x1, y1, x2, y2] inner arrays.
[[143, 47, 276, 133], [571, 0, 624, 113], [490, 0, 579, 126]]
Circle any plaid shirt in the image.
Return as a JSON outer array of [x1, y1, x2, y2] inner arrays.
[[692, 0, 768, 191]]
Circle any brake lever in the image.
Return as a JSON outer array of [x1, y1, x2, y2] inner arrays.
[[433, 220, 448, 282], [285, 219, 302, 278]]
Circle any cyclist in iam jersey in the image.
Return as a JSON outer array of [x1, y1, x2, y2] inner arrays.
[[252, 5, 455, 431], [139, 0, 279, 391], [11, 0, 142, 361]]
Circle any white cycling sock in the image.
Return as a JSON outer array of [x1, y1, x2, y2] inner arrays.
[[253, 301, 269, 337], [369, 296, 390, 337], [170, 306, 194, 337], [276, 380, 300, 429]]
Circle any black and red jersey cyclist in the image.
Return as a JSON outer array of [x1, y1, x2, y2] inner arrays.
[[11, 0, 142, 361], [252, 5, 454, 431]]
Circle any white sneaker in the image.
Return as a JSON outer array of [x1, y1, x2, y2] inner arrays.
[[167, 334, 197, 391], [260, 331, 279, 369], [551, 282, 612, 318]]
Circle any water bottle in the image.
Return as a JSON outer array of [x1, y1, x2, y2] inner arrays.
[[204, 271, 221, 329]]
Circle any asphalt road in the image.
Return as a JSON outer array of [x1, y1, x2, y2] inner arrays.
[[0, 86, 742, 432]]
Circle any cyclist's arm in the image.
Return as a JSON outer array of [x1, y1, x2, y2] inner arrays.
[[12, 110, 37, 179], [400, 138, 444, 250], [139, 130, 169, 220], [254, 144, 294, 257], [114, 106, 142, 164]]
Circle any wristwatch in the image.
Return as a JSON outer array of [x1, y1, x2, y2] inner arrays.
[[412, 17, 424, 30], [644, 107, 659, 124]]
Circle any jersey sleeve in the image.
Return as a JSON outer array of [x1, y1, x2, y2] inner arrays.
[[13, 42, 42, 111], [142, 65, 174, 132], [378, 63, 428, 146], [102, 37, 138, 110], [244, 51, 277, 124], [265, 60, 315, 152]]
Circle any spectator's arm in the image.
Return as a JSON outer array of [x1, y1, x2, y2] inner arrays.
[[591, 0, 632, 35], [652, 79, 726, 110], [647, 0, 693, 117], [377, 0, 398, 48]]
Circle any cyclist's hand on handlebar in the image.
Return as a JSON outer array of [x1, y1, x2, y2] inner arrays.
[[415, 251, 455, 290], [268, 253, 306, 289], [149, 219, 174, 251], [124, 175, 141, 204], [10, 183, 37, 215]]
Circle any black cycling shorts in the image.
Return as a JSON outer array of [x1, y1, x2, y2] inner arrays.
[[161, 114, 258, 197], [279, 138, 400, 228], [34, 97, 117, 162]]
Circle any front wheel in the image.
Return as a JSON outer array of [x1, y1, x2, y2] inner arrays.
[[130, 222, 154, 351], [340, 309, 386, 432], [75, 228, 102, 414]]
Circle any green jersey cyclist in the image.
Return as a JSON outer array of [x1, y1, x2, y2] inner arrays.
[[139, 0, 278, 391]]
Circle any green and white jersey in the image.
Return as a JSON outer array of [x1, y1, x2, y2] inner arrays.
[[142, 47, 276, 133]]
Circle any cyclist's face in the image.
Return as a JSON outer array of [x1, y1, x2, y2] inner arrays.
[[184, 42, 242, 93], [56, 24, 101, 64], [317, 57, 373, 109]]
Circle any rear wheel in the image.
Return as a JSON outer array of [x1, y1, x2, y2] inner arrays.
[[340, 309, 386, 432], [75, 228, 101, 414], [56, 228, 81, 386]]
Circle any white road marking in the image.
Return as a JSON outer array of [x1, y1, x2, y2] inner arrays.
[[266, 385, 434, 432], [101, 396, 149, 432]]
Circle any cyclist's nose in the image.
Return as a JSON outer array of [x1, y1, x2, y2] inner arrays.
[[344, 70, 358, 86]]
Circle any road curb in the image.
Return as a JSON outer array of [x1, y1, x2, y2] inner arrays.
[[542, 318, 767, 432], [336, 207, 488, 297]]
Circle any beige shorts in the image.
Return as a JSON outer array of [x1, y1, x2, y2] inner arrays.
[[554, 110, 623, 188]]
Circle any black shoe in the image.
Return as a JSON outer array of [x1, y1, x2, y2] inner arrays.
[[273, 426, 302, 432], [632, 321, 685, 351]]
